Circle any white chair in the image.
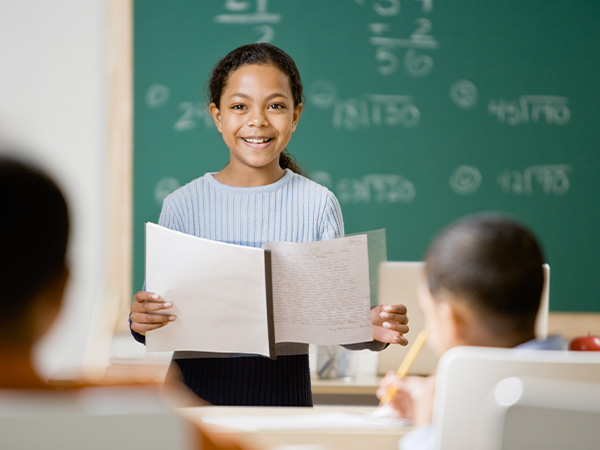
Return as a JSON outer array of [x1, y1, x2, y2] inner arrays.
[[475, 376, 600, 450], [432, 346, 600, 450], [0, 386, 194, 450]]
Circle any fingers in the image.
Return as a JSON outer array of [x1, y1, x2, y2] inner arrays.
[[379, 304, 410, 339], [371, 304, 410, 345], [393, 333, 409, 346], [376, 372, 400, 399], [373, 327, 409, 346], [384, 303, 408, 315], [376, 373, 416, 418], [382, 320, 410, 335], [380, 304, 409, 325], [133, 290, 162, 305], [130, 291, 176, 335], [130, 310, 176, 335], [131, 291, 173, 312]]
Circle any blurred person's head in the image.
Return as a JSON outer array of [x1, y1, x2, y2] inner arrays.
[[0, 152, 70, 349], [419, 213, 544, 355]]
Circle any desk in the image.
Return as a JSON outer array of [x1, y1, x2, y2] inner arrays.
[[310, 374, 381, 405], [179, 405, 410, 450]]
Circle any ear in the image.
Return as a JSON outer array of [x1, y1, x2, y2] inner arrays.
[[291, 103, 303, 132], [437, 299, 470, 345], [209, 103, 223, 132]]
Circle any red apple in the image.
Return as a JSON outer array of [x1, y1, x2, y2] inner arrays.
[[569, 334, 600, 351]]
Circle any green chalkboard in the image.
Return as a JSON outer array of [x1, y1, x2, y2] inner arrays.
[[133, 1, 600, 312]]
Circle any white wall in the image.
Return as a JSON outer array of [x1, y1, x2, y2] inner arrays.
[[0, 0, 108, 377]]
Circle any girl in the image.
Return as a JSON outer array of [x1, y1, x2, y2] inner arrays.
[[130, 43, 409, 406]]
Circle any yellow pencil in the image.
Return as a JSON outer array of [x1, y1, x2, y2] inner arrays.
[[380, 328, 429, 405]]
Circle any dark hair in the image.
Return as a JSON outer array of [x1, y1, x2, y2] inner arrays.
[[424, 213, 544, 334], [0, 154, 69, 322], [208, 43, 305, 175]]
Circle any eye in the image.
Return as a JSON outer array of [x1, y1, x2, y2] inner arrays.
[[269, 103, 285, 110], [231, 104, 246, 110]]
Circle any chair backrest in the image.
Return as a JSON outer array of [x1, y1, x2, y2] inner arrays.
[[377, 262, 550, 376], [475, 376, 600, 450], [433, 346, 600, 450], [0, 386, 193, 450]]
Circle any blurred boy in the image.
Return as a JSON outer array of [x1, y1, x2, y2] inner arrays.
[[0, 153, 253, 450], [376, 213, 566, 449], [0, 155, 70, 388]]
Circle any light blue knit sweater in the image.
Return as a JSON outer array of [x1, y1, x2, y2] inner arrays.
[[158, 168, 344, 248]]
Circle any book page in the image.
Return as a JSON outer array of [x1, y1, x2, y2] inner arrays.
[[263, 235, 372, 345], [144, 223, 274, 357]]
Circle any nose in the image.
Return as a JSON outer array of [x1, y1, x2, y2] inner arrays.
[[247, 108, 268, 127]]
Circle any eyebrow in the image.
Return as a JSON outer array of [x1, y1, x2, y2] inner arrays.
[[226, 92, 290, 101]]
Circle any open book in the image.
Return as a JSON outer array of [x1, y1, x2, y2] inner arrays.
[[144, 223, 375, 358]]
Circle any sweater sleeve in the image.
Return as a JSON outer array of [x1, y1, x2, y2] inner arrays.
[[158, 195, 186, 232], [129, 317, 146, 345], [320, 191, 345, 240]]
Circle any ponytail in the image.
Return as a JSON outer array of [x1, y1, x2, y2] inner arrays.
[[279, 149, 306, 177]]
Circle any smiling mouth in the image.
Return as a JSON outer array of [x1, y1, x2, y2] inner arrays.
[[243, 137, 272, 144]]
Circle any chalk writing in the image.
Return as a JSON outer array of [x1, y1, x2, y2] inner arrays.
[[214, 0, 281, 23], [450, 79, 478, 109], [333, 95, 419, 130], [497, 165, 571, 195], [313, 171, 416, 204], [308, 80, 337, 109], [308, 82, 419, 130], [449, 165, 482, 195], [146, 84, 170, 108], [416, 0, 433, 14], [370, 0, 401, 17], [173, 102, 215, 132], [254, 24, 275, 42], [488, 96, 570, 126], [361, 0, 437, 78], [214, 0, 281, 42], [369, 20, 438, 78], [334, 94, 420, 130], [356, 0, 433, 15]]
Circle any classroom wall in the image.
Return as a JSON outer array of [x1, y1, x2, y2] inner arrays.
[[0, 0, 108, 377]]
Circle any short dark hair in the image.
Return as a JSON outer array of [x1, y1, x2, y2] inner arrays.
[[208, 42, 303, 109], [0, 154, 69, 321], [208, 43, 305, 176], [424, 213, 544, 334]]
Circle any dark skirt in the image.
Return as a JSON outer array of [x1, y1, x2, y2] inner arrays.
[[168, 354, 313, 407]]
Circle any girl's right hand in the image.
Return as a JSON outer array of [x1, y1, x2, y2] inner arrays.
[[129, 291, 176, 335]]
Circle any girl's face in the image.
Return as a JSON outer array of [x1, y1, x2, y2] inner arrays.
[[210, 64, 303, 183]]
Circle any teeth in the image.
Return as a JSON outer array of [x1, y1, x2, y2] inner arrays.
[[244, 138, 270, 144]]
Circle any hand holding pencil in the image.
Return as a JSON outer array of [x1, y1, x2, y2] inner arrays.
[[374, 329, 435, 423], [379, 328, 429, 405]]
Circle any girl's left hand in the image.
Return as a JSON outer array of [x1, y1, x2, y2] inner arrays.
[[371, 304, 409, 345]]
